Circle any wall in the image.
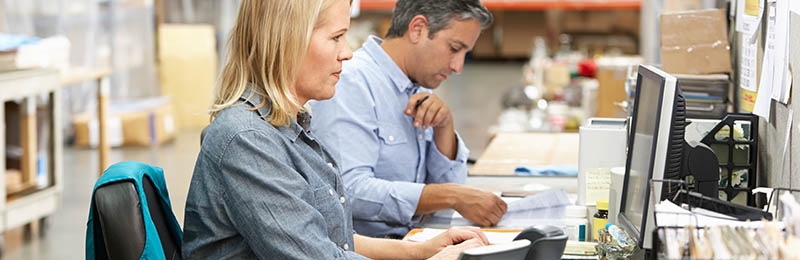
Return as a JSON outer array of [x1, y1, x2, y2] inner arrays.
[[758, 13, 800, 199]]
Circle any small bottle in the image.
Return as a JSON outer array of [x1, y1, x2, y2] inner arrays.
[[593, 200, 609, 241]]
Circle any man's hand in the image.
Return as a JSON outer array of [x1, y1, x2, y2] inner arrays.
[[419, 227, 488, 260], [405, 93, 458, 159], [416, 184, 508, 227], [451, 186, 508, 227], [405, 93, 453, 130]]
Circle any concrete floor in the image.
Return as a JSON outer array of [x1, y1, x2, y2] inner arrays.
[[2, 61, 525, 259]]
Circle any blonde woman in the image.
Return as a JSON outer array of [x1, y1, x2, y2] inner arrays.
[[181, 0, 488, 259]]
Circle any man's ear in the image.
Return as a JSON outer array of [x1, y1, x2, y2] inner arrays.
[[407, 15, 429, 44]]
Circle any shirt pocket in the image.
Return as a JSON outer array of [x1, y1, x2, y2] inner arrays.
[[311, 185, 346, 242], [376, 123, 408, 146]]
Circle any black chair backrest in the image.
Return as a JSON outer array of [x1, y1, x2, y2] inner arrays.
[[93, 176, 181, 260]]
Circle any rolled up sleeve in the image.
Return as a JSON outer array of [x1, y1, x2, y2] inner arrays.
[[424, 130, 469, 184], [342, 167, 425, 225]]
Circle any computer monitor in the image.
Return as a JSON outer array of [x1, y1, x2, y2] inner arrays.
[[617, 65, 685, 250]]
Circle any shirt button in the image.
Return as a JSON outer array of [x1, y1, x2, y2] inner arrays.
[[344, 243, 349, 250], [327, 162, 334, 168], [339, 196, 346, 204], [388, 135, 395, 142], [328, 189, 334, 196]]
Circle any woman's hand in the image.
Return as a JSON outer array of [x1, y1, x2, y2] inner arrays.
[[418, 226, 489, 259], [426, 238, 484, 260]]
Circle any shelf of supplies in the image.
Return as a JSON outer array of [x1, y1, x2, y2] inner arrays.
[[359, 0, 641, 11]]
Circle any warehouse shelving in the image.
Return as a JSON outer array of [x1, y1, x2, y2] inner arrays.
[[360, 0, 642, 11]]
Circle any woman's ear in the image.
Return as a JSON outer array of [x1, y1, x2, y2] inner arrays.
[[407, 15, 429, 44]]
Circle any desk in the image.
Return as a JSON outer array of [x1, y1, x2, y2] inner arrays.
[[470, 132, 580, 176], [0, 69, 63, 251], [61, 67, 112, 176]]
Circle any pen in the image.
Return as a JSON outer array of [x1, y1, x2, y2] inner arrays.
[[414, 95, 430, 110]]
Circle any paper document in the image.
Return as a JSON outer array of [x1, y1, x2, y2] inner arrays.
[[771, 0, 791, 104], [406, 228, 520, 245], [736, 0, 763, 42], [654, 200, 780, 228], [753, 3, 777, 121], [584, 168, 611, 206], [432, 189, 573, 228], [506, 189, 572, 212], [740, 34, 759, 92]]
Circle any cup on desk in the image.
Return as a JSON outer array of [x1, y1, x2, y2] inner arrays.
[[608, 167, 625, 224]]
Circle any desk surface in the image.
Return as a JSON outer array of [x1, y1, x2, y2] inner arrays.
[[470, 132, 580, 176], [0, 69, 61, 101]]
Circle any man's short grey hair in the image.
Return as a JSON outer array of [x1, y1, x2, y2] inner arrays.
[[385, 0, 493, 39]]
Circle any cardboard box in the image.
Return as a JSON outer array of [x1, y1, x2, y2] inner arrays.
[[594, 56, 643, 118], [158, 24, 217, 130], [498, 11, 550, 58], [73, 97, 176, 147], [562, 11, 616, 33], [470, 22, 497, 58], [613, 10, 640, 36], [660, 9, 732, 75]]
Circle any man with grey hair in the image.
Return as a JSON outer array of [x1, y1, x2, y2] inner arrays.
[[310, 0, 507, 238]]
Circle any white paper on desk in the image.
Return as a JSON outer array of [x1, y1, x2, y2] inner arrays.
[[654, 200, 779, 228], [406, 228, 519, 244], [506, 189, 571, 212], [753, 3, 777, 121], [440, 189, 572, 228]]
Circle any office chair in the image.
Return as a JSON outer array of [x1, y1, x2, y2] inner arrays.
[[86, 161, 183, 260]]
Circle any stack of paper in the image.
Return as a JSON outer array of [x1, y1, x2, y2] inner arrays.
[[654, 200, 779, 228], [0, 34, 70, 72]]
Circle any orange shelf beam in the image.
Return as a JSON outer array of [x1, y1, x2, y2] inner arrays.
[[360, 0, 641, 11]]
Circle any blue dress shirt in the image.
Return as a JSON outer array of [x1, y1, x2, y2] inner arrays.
[[310, 36, 470, 238]]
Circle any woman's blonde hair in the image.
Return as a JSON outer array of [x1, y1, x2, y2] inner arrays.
[[210, 0, 340, 126]]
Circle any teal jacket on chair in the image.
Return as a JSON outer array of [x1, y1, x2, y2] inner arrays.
[[86, 161, 183, 260]]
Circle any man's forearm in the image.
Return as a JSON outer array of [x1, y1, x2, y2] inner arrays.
[[433, 125, 457, 160], [415, 183, 458, 215]]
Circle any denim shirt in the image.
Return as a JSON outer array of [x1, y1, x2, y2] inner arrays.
[[309, 35, 469, 237], [182, 88, 368, 260]]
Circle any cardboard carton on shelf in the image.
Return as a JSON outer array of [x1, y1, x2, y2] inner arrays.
[[73, 96, 176, 147], [595, 56, 643, 118], [470, 21, 497, 58], [660, 9, 732, 75], [562, 10, 615, 34], [498, 11, 552, 58]]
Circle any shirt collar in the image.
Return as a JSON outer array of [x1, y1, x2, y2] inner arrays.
[[239, 86, 309, 143], [362, 35, 420, 93]]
